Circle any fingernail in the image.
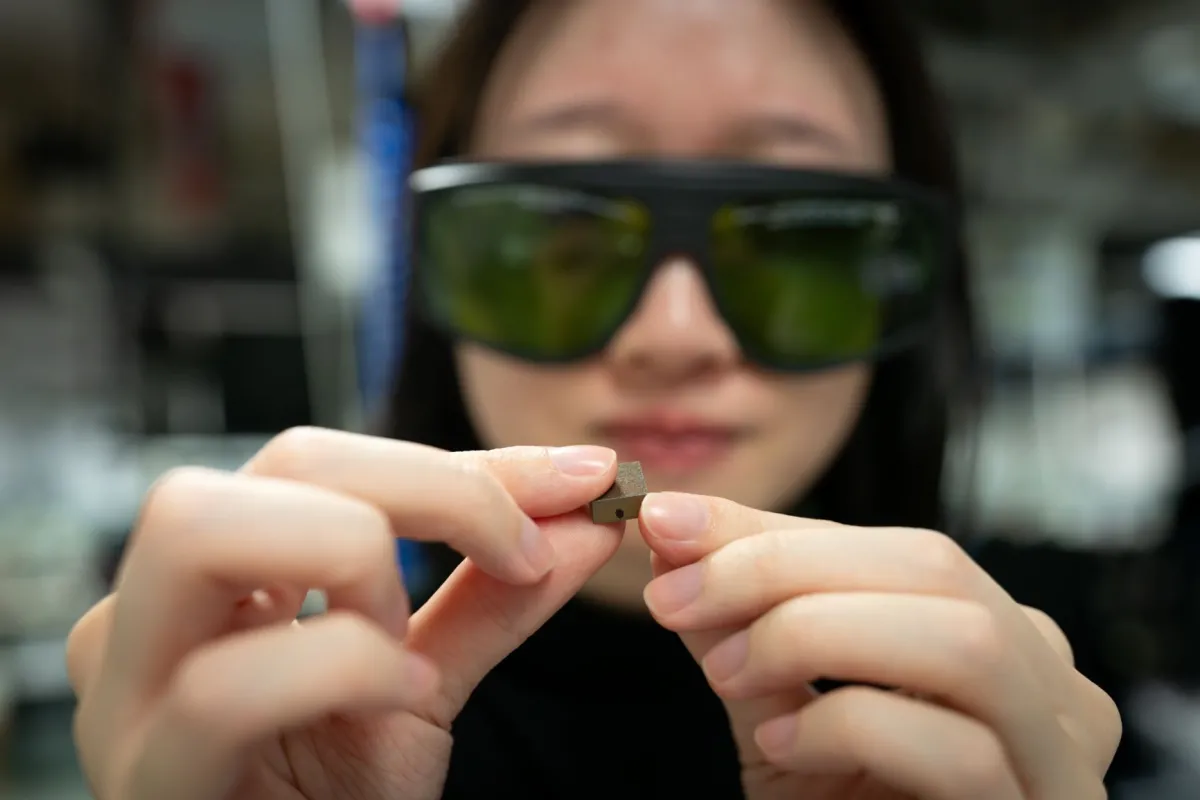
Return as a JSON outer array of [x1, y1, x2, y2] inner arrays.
[[642, 493, 709, 541], [549, 445, 615, 477], [703, 630, 749, 683], [404, 652, 441, 699], [644, 562, 704, 616], [520, 516, 556, 577], [754, 714, 797, 759]]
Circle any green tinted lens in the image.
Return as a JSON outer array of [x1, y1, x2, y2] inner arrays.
[[711, 198, 937, 366], [419, 185, 649, 358]]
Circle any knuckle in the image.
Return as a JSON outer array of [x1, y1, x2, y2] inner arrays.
[[1100, 691, 1123, 743], [138, 466, 224, 543], [474, 445, 546, 474], [1084, 681, 1123, 761], [449, 458, 518, 521], [333, 502, 396, 575], [65, 614, 95, 664], [950, 603, 1007, 674], [909, 528, 973, 593], [1023, 605, 1075, 665], [65, 600, 110, 694], [453, 453, 493, 485], [254, 425, 333, 477], [724, 530, 791, 588], [64, 635, 89, 693]]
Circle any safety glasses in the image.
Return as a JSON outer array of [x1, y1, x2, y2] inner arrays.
[[409, 160, 953, 372]]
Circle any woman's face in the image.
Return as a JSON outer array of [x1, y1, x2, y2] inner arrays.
[[456, 0, 888, 527]]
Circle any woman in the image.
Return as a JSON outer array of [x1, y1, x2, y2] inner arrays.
[[66, 0, 1121, 798]]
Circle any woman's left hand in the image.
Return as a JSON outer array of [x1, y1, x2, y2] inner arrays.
[[639, 493, 1121, 800]]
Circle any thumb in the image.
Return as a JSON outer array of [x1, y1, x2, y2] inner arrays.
[[405, 511, 624, 727], [650, 554, 817, 768]]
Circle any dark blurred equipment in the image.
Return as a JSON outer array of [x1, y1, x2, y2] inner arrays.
[[1161, 299, 1200, 436], [16, 124, 114, 184], [123, 240, 313, 436], [916, 0, 1147, 42], [1156, 296, 1200, 683]]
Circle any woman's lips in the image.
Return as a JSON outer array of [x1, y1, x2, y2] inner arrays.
[[600, 426, 741, 475]]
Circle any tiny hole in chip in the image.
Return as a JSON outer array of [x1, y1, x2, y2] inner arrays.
[[615, 509, 625, 519]]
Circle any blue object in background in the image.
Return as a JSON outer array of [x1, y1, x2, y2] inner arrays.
[[354, 20, 427, 583], [356, 22, 413, 417]]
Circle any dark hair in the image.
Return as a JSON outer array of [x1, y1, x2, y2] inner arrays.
[[386, 0, 979, 549]]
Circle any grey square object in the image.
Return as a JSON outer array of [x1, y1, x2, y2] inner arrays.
[[589, 461, 647, 523]]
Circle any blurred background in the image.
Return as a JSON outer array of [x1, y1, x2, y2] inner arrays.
[[2, 0, 1200, 797]]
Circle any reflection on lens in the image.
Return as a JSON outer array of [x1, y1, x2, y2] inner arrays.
[[711, 199, 937, 367], [419, 185, 649, 358]]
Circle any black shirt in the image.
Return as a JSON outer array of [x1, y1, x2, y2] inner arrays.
[[439, 596, 746, 799]]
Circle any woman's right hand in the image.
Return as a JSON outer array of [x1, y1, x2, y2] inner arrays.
[[66, 428, 622, 800]]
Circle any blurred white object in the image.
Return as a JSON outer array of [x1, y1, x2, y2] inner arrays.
[[1144, 234, 1200, 300], [311, 152, 379, 300], [947, 364, 1183, 549]]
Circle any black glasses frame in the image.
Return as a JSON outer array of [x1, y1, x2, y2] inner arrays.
[[408, 159, 957, 372]]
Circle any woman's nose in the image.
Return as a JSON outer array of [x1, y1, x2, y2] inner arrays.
[[605, 259, 741, 386]]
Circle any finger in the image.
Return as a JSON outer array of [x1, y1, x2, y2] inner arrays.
[[647, 518, 1114, 787], [651, 551, 825, 769], [121, 612, 439, 800], [645, 524, 1085, 715], [67, 594, 116, 699], [701, 592, 1078, 798], [1017, 604, 1126, 766], [108, 468, 409, 698], [69, 586, 305, 699], [755, 686, 1024, 800], [638, 492, 811, 567], [244, 428, 617, 580], [451, 443, 619, 518], [1062, 689, 1123, 775], [1021, 606, 1073, 666], [406, 510, 625, 726], [644, 525, 995, 629]]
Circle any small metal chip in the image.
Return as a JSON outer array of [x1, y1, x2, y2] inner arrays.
[[589, 461, 647, 524]]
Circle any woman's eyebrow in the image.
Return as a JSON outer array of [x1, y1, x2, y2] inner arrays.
[[502, 101, 854, 156], [508, 100, 644, 140], [724, 111, 855, 155]]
